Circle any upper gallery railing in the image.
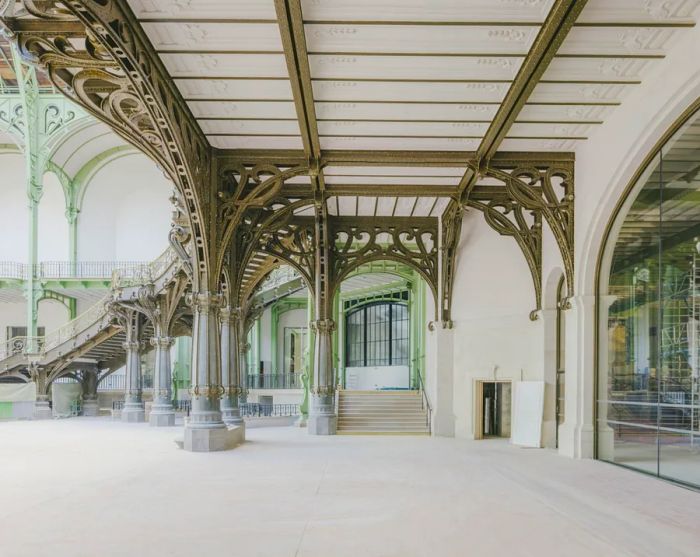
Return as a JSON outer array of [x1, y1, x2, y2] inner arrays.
[[0, 247, 178, 363], [0, 260, 150, 280]]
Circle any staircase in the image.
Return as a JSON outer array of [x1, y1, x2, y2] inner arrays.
[[337, 390, 430, 435]]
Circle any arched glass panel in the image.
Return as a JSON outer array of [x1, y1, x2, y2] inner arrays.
[[599, 105, 700, 487], [345, 301, 409, 368]]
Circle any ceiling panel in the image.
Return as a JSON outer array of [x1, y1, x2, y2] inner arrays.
[[316, 102, 500, 121], [528, 83, 631, 104], [207, 136, 304, 149], [357, 197, 376, 216], [320, 137, 480, 151], [499, 138, 581, 151], [142, 23, 282, 52], [561, 27, 681, 57], [324, 175, 460, 186], [300, 0, 554, 22], [126, 0, 277, 20], [199, 120, 301, 135], [376, 197, 396, 216], [431, 198, 449, 216], [578, 0, 700, 24], [414, 196, 437, 217], [324, 166, 465, 177], [161, 53, 288, 78], [543, 58, 653, 82], [318, 120, 488, 137], [176, 79, 293, 100], [309, 55, 523, 80], [508, 122, 595, 138], [394, 197, 417, 216], [188, 101, 297, 119], [313, 82, 509, 102], [304, 25, 538, 55]]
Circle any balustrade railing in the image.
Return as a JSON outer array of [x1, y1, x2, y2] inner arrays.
[[112, 247, 178, 288], [0, 247, 182, 364], [247, 373, 303, 389], [0, 260, 152, 280], [240, 403, 300, 417]]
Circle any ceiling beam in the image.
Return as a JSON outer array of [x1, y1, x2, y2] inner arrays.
[[281, 184, 456, 197], [274, 0, 322, 172], [214, 149, 574, 168], [458, 0, 587, 200]]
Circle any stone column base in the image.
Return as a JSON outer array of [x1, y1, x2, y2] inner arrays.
[[82, 400, 99, 417], [181, 424, 245, 452], [121, 404, 145, 423], [222, 409, 244, 427], [33, 401, 52, 420], [149, 411, 176, 427], [308, 414, 337, 435]]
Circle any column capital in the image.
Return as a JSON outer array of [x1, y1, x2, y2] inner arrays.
[[150, 336, 175, 349], [187, 291, 223, 314], [220, 306, 242, 323], [310, 319, 336, 334], [122, 340, 142, 351]]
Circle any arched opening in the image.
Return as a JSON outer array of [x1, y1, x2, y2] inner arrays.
[[597, 100, 700, 487], [335, 262, 429, 392]]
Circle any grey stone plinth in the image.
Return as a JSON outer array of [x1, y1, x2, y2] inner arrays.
[[182, 424, 245, 452], [82, 400, 99, 417], [308, 414, 337, 435], [121, 404, 145, 423], [33, 401, 52, 420], [149, 411, 176, 427], [222, 409, 244, 427]]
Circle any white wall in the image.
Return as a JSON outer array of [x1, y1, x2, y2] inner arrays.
[[38, 172, 69, 261], [0, 299, 69, 342], [78, 154, 172, 261], [447, 212, 546, 440], [0, 153, 28, 262]]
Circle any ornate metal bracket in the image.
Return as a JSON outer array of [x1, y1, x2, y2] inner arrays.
[[467, 195, 543, 320], [4, 1, 212, 288]]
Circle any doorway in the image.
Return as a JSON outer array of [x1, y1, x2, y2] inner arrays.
[[475, 380, 512, 439]]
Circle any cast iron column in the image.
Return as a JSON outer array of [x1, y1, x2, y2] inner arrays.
[[220, 306, 243, 426], [149, 336, 175, 426]]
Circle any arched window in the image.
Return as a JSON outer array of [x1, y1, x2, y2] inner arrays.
[[598, 102, 700, 487], [346, 301, 409, 368]]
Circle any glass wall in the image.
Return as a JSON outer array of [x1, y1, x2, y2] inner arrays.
[[345, 301, 409, 367], [598, 105, 700, 487]]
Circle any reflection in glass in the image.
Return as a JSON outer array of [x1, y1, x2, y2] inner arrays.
[[599, 108, 700, 487]]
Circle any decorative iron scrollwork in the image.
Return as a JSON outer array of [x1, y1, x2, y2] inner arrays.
[[329, 216, 439, 300], [6, 1, 212, 288], [467, 196, 543, 319], [487, 164, 574, 298]]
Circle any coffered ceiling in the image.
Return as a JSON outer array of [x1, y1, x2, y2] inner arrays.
[[125, 0, 699, 156]]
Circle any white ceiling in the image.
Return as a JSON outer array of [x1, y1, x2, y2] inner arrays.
[[126, 0, 700, 154]]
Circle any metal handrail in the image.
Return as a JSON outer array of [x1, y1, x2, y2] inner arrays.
[[112, 246, 178, 288], [42, 293, 112, 353], [0, 260, 152, 280], [240, 403, 300, 417], [416, 372, 432, 434]]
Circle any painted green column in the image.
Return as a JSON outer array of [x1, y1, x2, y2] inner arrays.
[[300, 289, 314, 420], [270, 302, 279, 374]]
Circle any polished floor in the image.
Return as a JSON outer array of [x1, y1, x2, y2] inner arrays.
[[1, 419, 699, 557]]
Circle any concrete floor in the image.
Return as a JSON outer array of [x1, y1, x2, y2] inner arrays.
[[1, 419, 699, 557]]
